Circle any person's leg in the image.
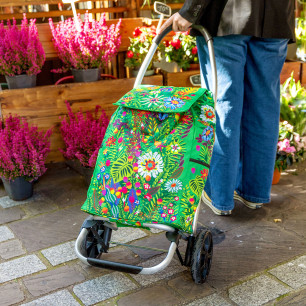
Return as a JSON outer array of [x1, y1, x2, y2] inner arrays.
[[197, 35, 249, 211], [236, 37, 288, 203]]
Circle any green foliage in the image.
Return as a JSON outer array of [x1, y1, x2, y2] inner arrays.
[[280, 73, 306, 136], [110, 156, 134, 182]]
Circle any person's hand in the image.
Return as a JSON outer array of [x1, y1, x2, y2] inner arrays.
[[157, 12, 192, 34]]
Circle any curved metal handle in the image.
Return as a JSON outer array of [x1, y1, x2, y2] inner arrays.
[[133, 24, 218, 103]]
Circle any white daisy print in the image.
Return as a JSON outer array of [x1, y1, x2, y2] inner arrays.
[[200, 105, 216, 123], [165, 179, 183, 193], [171, 144, 181, 153], [138, 151, 164, 178]]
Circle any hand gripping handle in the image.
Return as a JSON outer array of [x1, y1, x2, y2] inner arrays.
[[133, 24, 218, 103]]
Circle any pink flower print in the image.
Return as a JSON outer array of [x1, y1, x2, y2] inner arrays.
[[169, 203, 173, 207], [144, 193, 152, 201], [161, 213, 167, 218], [163, 206, 167, 210], [170, 216, 177, 221], [144, 183, 150, 190], [168, 209, 174, 214], [174, 196, 179, 201]]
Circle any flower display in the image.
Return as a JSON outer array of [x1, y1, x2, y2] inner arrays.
[[0, 115, 52, 181], [125, 25, 161, 70], [0, 15, 45, 76], [60, 101, 109, 168], [49, 13, 121, 72], [162, 31, 198, 70]]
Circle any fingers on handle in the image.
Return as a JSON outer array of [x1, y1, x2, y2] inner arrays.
[[158, 15, 174, 34]]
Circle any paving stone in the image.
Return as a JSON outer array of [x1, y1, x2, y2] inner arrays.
[[111, 227, 147, 246], [269, 255, 306, 289], [0, 194, 50, 209], [0, 282, 25, 305], [130, 233, 170, 259], [206, 221, 306, 289], [168, 274, 215, 300], [9, 205, 88, 252], [21, 200, 58, 217], [274, 288, 306, 305], [21, 289, 79, 306], [0, 255, 46, 283], [0, 225, 14, 242], [132, 255, 187, 286], [117, 285, 181, 306], [228, 275, 290, 306], [73, 272, 138, 305], [41, 241, 77, 266], [150, 228, 164, 234], [0, 239, 25, 260], [24, 266, 85, 297], [186, 293, 232, 306], [101, 247, 141, 265], [0, 206, 25, 225]]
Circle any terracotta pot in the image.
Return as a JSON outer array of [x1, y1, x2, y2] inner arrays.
[[272, 168, 281, 185]]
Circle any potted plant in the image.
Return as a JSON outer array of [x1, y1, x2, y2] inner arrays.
[[60, 101, 109, 185], [0, 115, 52, 200], [273, 121, 305, 184], [125, 25, 161, 77], [49, 13, 121, 82], [162, 31, 199, 71], [296, 17, 306, 61], [0, 15, 46, 89]]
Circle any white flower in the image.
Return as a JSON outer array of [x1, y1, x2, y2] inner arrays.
[[200, 105, 216, 123], [171, 144, 181, 153], [165, 179, 183, 193], [138, 151, 164, 178]]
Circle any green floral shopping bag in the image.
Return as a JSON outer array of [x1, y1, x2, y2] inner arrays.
[[81, 85, 215, 233]]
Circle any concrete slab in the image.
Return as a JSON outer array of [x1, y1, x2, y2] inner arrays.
[[0, 206, 25, 225], [274, 288, 306, 305], [206, 221, 306, 289], [111, 227, 147, 246], [23, 266, 85, 297], [73, 272, 138, 305], [186, 293, 232, 306], [0, 194, 50, 209], [0, 225, 14, 242], [41, 240, 77, 266], [132, 255, 187, 286], [269, 255, 306, 289], [21, 289, 79, 306], [9, 205, 88, 252], [228, 275, 290, 306], [0, 255, 46, 283], [0, 239, 25, 260], [117, 285, 182, 306], [0, 282, 25, 306]]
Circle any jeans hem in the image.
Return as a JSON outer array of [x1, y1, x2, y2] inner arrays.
[[204, 190, 235, 211], [236, 190, 270, 203]]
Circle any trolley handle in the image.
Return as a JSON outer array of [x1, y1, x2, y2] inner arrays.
[[133, 24, 218, 103]]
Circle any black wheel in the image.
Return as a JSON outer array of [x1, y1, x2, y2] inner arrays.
[[190, 229, 213, 284], [82, 222, 105, 259]]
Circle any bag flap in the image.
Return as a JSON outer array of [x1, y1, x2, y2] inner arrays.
[[113, 85, 212, 113]]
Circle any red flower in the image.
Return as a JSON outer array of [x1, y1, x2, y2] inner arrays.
[[164, 40, 170, 47], [191, 46, 198, 55], [127, 50, 134, 58], [133, 27, 142, 37], [201, 168, 209, 179], [171, 39, 181, 50], [144, 193, 152, 201]]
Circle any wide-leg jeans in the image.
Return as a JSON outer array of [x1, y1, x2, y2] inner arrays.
[[197, 35, 288, 211]]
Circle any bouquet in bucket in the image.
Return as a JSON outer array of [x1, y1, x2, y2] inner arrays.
[[0, 15, 45, 76], [49, 13, 121, 72], [125, 25, 161, 71]]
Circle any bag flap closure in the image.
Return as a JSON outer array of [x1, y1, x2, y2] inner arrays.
[[113, 85, 212, 113]]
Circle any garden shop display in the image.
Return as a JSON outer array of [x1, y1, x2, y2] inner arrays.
[[0, 15, 45, 89], [49, 13, 121, 82], [162, 31, 198, 71], [60, 101, 109, 184], [296, 17, 306, 61], [125, 25, 161, 76], [0, 115, 52, 200]]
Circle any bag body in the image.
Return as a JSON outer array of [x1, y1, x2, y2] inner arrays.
[[81, 85, 215, 233]]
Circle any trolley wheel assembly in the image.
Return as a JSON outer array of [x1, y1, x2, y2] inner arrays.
[[82, 222, 106, 259], [191, 229, 213, 284]]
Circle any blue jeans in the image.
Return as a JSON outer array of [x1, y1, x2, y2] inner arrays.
[[197, 35, 288, 211]]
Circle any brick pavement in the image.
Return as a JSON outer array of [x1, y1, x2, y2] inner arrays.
[[0, 162, 305, 306]]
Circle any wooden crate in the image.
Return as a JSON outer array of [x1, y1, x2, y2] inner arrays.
[[0, 75, 163, 162], [162, 69, 201, 87], [280, 61, 302, 84]]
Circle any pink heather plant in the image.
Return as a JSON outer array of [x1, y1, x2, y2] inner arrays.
[[60, 101, 109, 168], [49, 13, 121, 72], [0, 115, 52, 181], [0, 15, 45, 76]]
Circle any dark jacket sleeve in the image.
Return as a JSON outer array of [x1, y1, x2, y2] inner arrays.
[[179, 0, 212, 24]]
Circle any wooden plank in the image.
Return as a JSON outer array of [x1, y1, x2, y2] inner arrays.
[[163, 70, 200, 87], [0, 75, 163, 163], [0, 7, 127, 20], [302, 63, 306, 86], [280, 62, 302, 84], [0, 0, 120, 6]]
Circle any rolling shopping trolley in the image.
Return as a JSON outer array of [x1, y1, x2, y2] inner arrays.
[[75, 24, 218, 284]]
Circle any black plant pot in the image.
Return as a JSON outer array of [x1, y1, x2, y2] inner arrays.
[[2, 177, 33, 201], [5, 74, 37, 89], [65, 159, 94, 187]]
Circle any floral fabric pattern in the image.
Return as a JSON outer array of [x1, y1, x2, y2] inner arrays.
[[82, 86, 215, 233]]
